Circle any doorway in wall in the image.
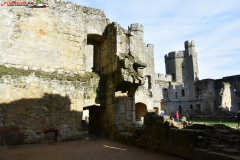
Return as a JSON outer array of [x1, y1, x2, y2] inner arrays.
[[179, 106, 182, 114], [196, 104, 201, 113], [160, 99, 165, 111], [135, 103, 147, 121]]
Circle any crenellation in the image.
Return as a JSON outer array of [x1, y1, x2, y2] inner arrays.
[[155, 73, 172, 82], [129, 23, 144, 32], [146, 44, 154, 48], [184, 40, 195, 49], [165, 51, 176, 59], [176, 50, 184, 57]]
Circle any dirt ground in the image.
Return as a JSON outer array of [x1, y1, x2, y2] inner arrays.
[[0, 132, 185, 160]]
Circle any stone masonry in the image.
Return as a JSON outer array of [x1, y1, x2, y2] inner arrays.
[[0, 1, 240, 159]]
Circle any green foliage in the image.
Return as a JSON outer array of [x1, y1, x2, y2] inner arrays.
[[36, 0, 41, 4], [0, 65, 99, 83]]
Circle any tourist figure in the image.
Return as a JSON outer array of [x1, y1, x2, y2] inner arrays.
[[238, 110, 240, 128], [161, 112, 164, 116], [174, 111, 179, 122]]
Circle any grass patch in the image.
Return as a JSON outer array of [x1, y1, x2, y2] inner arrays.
[[192, 120, 237, 127]]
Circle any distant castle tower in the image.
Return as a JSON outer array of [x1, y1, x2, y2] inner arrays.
[[164, 40, 199, 100], [164, 40, 199, 83]]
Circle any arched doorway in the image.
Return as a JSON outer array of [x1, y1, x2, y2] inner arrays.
[[179, 106, 182, 114], [160, 99, 165, 111], [135, 103, 147, 121], [196, 104, 201, 113]]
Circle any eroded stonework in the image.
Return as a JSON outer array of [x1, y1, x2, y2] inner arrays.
[[0, 0, 239, 148]]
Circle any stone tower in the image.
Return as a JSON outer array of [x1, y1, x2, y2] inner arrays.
[[164, 40, 199, 99]]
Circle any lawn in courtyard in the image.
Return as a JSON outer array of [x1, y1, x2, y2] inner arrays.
[[191, 120, 238, 127]]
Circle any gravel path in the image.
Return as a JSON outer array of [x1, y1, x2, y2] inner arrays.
[[0, 132, 185, 160]]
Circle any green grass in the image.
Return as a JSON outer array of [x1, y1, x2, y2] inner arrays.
[[191, 120, 237, 127]]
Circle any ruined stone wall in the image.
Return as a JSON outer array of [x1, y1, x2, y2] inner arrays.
[[134, 35, 155, 112], [195, 79, 217, 114], [135, 86, 154, 111], [116, 112, 240, 160], [214, 76, 240, 112], [0, 0, 150, 140], [0, 70, 99, 144], [0, 1, 108, 74], [194, 76, 240, 115], [151, 74, 171, 112]]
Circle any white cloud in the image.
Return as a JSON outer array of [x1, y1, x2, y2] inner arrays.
[[72, 0, 240, 79]]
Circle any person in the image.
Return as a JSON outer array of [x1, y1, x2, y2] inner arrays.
[[161, 112, 164, 116], [238, 110, 240, 128], [174, 111, 179, 122]]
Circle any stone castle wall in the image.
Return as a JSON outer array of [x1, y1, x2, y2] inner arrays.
[[0, 69, 99, 144], [195, 76, 240, 115], [0, 1, 108, 74]]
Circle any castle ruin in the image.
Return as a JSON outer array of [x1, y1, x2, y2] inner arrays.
[[0, 0, 240, 150]]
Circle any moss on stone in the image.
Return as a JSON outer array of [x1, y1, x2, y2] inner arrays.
[[0, 65, 99, 84]]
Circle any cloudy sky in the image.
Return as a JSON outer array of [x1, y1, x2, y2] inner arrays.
[[72, 0, 240, 80]]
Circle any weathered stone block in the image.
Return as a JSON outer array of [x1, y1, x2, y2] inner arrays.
[[137, 135, 147, 149], [152, 115, 170, 126], [169, 128, 195, 146], [126, 134, 135, 146], [144, 112, 157, 126], [133, 127, 145, 139], [175, 145, 193, 159], [116, 132, 127, 144], [150, 126, 168, 142], [146, 138, 159, 152]]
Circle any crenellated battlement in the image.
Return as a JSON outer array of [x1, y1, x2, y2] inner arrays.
[[155, 73, 172, 81], [184, 40, 195, 49], [164, 40, 197, 61], [145, 44, 154, 55], [164, 50, 185, 60], [146, 44, 154, 48], [129, 23, 144, 32]]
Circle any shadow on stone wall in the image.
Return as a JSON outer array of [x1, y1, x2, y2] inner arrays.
[[0, 93, 82, 145]]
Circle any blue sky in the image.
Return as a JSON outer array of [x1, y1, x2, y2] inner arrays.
[[71, 0, 240, 80]]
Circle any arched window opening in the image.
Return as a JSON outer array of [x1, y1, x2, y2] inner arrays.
[[181, 89, 185, 97], [135, 103, 147, 121], [179, 106, 182, 114], [172, 73, 176, 81], [144, 75, 151, 89], [160, 99, 165, 111], [190, 105, 193, 109], [196, 104, 201, 113], [163, 88, 168, 98]]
